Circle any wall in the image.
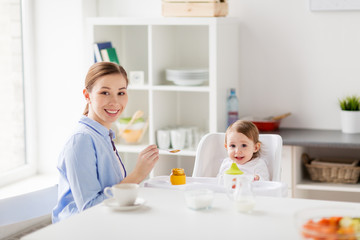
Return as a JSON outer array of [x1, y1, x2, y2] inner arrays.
[[33, 0, 91, 173], [232, 0, 360, 130], [34, 0, 360, 173]]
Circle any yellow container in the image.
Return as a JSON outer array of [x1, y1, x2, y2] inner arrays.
[[170, 168, 186, 185]]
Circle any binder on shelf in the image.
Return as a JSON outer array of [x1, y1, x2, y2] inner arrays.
[[93, 41, 113, 62], [100, 47, 120, 65]]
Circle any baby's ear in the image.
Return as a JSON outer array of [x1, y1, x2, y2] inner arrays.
[[254, 142, 261, 152]]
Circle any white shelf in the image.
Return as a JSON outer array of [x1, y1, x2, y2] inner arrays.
[[116, 144, 196, 157], [296, 180, 360, 193], [88, 17, 238, 175], [116, 144, 146, 153], [158, 149, 196, 157], [152, 85, 210, 92]]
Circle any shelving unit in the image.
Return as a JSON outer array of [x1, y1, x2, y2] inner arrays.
[[272, 129, 360, 202], [87, 17, 239, 175]]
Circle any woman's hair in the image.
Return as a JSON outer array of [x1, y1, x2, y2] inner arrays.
[[225, 120, 261, 159], [83, 62, 128, 116]]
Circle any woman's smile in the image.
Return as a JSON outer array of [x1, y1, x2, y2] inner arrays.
[[105, 109, 119, 114]]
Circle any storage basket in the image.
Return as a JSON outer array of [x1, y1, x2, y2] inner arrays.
[[162, 0, 228, 17], [302, 153, 360, 184]]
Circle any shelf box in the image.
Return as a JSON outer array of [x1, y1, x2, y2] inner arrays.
[[162, 2, 228, 17]]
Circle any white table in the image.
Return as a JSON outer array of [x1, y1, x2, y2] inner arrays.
[[22, 187, 360, 240]]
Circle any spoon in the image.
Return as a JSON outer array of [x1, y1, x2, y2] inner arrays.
[[118, 110, 144, 136], [267, 112, 291, 121], [169, 149, 181, 153]]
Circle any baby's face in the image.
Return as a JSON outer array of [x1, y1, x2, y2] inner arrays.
[[225, 132, 260, 165]]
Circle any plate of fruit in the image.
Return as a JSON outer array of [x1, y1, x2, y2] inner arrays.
[[294, 206, 360, 240]]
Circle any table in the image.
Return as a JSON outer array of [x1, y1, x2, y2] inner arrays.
[[21, 187, 360, 240]]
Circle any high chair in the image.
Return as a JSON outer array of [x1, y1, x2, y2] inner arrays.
[[192, 133, 283, 181]]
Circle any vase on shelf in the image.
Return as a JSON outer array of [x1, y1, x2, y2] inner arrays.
[[340, 110, 360, 134]]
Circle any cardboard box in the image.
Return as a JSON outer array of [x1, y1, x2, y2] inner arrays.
[[162, 1, 228, 17]]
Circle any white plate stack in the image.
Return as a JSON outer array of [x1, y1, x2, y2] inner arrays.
[[166, 68, 209, 86]]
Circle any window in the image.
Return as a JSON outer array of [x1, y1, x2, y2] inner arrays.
[[0, 0, 34, 187]]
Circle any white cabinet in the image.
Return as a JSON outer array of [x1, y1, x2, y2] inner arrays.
[[86, 17, 239, 175], [281, 146, 293, 197], [284, 145, 360, 202]]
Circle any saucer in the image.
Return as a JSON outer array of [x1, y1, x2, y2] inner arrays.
[[104, 198, 145, 211]]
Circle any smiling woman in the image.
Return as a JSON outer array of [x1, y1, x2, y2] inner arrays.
[[52, 62, 159, 223]]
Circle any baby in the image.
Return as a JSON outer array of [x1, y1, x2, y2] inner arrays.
[[218, 120, 269, 181]]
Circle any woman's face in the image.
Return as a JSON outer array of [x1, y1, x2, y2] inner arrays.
[[225, 131, 260, 165], [84, 73, 128, 129]]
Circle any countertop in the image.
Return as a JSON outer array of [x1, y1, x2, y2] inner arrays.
[[262, 128, 360, 149]]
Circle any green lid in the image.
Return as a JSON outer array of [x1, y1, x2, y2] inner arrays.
[[119, 117, 145, 124], [224, 163, 244, 175]]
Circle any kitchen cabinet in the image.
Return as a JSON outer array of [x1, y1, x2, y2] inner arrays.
[[273, 129, 360, 202], [86, 17, 239, 175]]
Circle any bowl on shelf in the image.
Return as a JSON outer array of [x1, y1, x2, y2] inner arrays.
[[116, 117, 148, 144], [294, 206, 360, 240]]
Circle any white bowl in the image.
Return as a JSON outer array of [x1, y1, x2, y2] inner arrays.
[[184, 189, 214, 210]]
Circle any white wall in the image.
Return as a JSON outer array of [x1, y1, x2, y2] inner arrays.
[[33, 0, 90, 173], [232, 0, 360, 130], [34, 0, 360, 173]]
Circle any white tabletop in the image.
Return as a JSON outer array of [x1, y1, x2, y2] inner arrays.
[[22, 187, 360, 240]]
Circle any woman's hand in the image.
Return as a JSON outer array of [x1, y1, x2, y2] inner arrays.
[[121, 144, 159, 184]]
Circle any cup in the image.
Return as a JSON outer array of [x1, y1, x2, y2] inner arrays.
[[170, 129, 186, 149], [104, 183, 139, 206], [156, 129, 171, 149], [229, 176, 255, 213], [222, 173, 247, 190], [183, 127, 194, 149]]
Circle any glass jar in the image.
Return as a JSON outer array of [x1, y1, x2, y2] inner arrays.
[[170, 168, 186, 185]]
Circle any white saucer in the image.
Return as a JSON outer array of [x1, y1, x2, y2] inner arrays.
[[104, 198, 145, 211]]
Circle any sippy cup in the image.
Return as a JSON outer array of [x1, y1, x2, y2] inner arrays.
[[223, 163, 244, 189]]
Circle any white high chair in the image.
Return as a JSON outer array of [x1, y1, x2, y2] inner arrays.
[[192, 133, 283, 182]]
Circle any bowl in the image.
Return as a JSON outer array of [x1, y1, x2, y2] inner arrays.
[[251, 120, 280, 131], [184, 188, 214, 210], [294, 206, 360, 240], [116, 117, 147, 143]]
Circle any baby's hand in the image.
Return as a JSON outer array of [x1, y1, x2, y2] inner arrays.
[[254, 175, 260, 181]]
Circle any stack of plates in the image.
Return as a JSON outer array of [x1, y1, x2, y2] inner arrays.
[[166, 68, 208, 86]]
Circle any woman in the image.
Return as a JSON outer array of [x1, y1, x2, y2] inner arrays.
[[52, 62, 159, 223]]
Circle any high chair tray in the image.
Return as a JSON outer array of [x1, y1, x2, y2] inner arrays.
[[143, 176, 288, 197]]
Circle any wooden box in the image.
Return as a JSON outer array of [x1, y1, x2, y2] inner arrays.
[[162, 0, 228, 17]]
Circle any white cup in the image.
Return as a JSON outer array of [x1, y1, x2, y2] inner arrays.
[[170, 129, 186, 149], [104, 183, 139, 206], [156, 129, 171, 149], [183, 127, 194, 149]]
